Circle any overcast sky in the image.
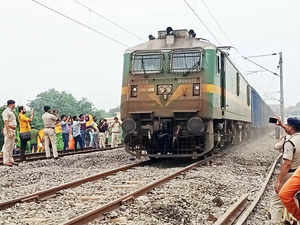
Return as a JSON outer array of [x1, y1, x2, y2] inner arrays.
[[1, 0, 299, 110]]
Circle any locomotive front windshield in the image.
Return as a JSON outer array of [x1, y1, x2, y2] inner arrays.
[[170, 51, 202, 73], [131, 53, 161, 74]]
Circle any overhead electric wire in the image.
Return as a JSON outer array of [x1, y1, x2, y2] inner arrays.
[[183, 0, 222, 45], [200, 0, 233, 45], [194, 0, 279, 102], [73, 0, 144, 42], [196, 0, 268, 77], [31, 0, 129, 48], [247, 53, 278, 58], [243, 56, 279, 76]]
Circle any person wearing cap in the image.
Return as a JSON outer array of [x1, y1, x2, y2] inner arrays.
[[274, 117, 300, 222], [270, 117, 300, 224], [1, 100, 18, 167], [42, 106, 59, 159], [110, 117, 121, 148]]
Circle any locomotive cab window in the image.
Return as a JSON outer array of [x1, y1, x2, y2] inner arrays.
[[131, 53, 161, 74], [170, 50, 202, 73]]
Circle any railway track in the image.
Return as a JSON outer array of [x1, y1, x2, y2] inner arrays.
[[0, 145, 124, 165], [0, 147, 222, 225], [1, 136, 274, 224], [61, 160, 206, 225], [0, 160, 144, 210], [213, 153, 282, 225]]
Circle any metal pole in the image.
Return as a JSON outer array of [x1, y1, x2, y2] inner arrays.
[[279, 52, 284, 122]]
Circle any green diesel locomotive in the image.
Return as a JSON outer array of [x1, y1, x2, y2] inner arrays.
[[121, 27, 269, 159]]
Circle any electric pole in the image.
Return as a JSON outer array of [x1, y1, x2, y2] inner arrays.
[[279, 52, 284, 122], [244, 52, 284, 121]]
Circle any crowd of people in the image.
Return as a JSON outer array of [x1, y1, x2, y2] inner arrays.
[[60, 114, 121, 152], [1, 99, 122, 167]]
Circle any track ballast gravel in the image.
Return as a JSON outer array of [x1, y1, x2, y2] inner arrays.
[[89, 133, 279, 225], [0, 133, 280, 225]]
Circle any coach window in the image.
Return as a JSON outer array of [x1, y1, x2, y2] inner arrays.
[[236, 72, 240, 96], [170, 50, 202, 73], [247, 85, 251, 106], [131, 53, 161, 74]]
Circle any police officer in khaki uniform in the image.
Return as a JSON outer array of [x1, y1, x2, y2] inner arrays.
[[110, 117, 121, 148], [270, 117, 300, 225], [42, 106, 59, 159], [1, 100, 18, 167]]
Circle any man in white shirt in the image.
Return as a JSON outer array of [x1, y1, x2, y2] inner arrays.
[[110, 117, 121, 148]]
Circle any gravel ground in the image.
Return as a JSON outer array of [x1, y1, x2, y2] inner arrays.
[[245, 163, 290, 225], [87, 133, 280, 225], [0, 160, 188, 225], [0, 133, 280, 225], [0, 147, 144, 202]]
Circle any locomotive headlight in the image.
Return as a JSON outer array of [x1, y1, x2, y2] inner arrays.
[[130, 85, 138, 97], [187, 117, 205, 135], [157, 84, 173, 95], [193, 83, 200, 96]]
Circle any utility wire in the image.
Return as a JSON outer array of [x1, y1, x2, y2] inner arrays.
[[31, 0, 129, 48], [198, 0, 266, 77], [197, 0, 279, 103], [73, 0, 144, 42], [247, 53, 278, 58], [184, 0, 277, 82], [183, 0, 222, 45], [243, 56, 279, 77], [200, 0, 233, 45]]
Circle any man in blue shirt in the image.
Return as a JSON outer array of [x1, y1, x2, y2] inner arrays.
[[60, 115, 70, 152]]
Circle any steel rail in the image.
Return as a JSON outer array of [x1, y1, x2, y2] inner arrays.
[[213, 194, 249, 225], [0, 145, 124, 159], [214, 153, 282, 225], [62, 158, 212, 225], [0, 161, 143, 210], [234, 153, 282, 225], [0, 145, 124, 165]]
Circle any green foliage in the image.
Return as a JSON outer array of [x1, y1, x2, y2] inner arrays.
[[109, 106, 120, 116], [27, 89, 118, 127], [93, 109, 106, 121], [28, 89, 95, 129]]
